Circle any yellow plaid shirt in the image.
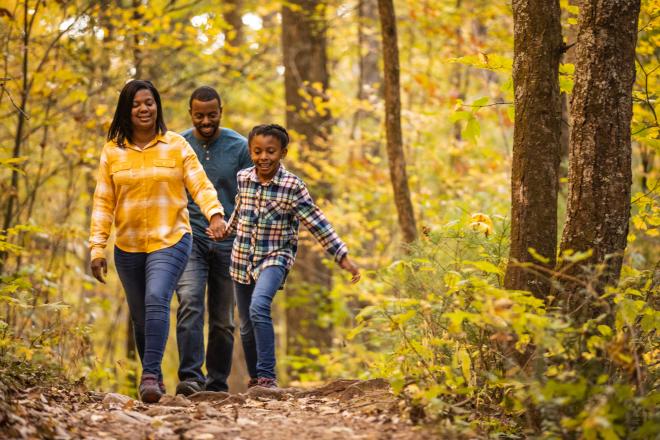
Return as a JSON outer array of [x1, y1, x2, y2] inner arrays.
[[89, 131, 223, 260]]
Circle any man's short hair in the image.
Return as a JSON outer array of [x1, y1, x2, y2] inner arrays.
[[189, 86, 222, 109]]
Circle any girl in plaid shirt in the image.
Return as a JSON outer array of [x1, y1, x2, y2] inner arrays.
[[211, 124, 360, 388]]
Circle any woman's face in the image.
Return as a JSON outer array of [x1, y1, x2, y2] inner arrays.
[[131, 89, 157, 132]]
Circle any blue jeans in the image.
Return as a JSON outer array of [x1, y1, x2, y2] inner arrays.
[[114, 233, 192, 378], [175, 237, 235, 391], [234, 265, 286, 380]]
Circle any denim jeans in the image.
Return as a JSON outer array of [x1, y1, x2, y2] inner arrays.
[[175, 237, 235, 391], [114, 233, 192, 379], [234, 265, 286, 380]]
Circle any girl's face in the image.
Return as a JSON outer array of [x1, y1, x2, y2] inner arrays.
[[131, 89, 157, 133], [250, 134, 287, 182]]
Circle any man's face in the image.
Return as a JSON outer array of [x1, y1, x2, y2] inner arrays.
[[190, 99, 222, 140]]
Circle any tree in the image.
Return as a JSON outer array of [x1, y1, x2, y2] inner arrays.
[[281, 0, 334, 359], [377, 0, 417, 245], [352, 0, 382, 159], [559, 0, 641, 312], [503, 0, 562, 296]]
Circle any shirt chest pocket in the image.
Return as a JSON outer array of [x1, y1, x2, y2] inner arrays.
[[260, 199, 291, 223], [111, 161, 134, 186], [152, 159, 180, 182]]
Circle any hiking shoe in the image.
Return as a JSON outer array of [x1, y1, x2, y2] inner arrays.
[[247, 378, 259, 389], [139, 374, 163, 403], [175, 379, 204, 396], [257, 377, 278, 389]]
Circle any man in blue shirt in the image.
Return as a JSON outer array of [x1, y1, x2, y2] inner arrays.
[[175, 86, 252, 395]]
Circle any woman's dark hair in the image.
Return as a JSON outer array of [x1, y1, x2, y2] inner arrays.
[[107, 80, 167, 146], [248, 124, 290, 150]]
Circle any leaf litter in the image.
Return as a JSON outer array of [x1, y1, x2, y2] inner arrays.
[[1, 379, 442, 439]]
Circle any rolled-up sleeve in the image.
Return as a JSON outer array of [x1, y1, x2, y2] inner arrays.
[[182, 141, 223, 220], [89, 147, 116, 261]]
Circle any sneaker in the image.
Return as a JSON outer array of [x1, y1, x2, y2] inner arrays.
[[139, 374, 163, 403], [247, 378, 259, 389], [257, 377, 278, 389], [175, 379, 204, 397]]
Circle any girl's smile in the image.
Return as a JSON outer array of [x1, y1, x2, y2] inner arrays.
[[250, 134, 288, 183]]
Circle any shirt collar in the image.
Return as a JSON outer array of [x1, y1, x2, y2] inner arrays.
[[248, 164, 285, 185]]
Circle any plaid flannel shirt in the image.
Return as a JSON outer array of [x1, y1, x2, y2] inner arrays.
[[89, 131, 223, 260], [227, 165, 348, 284]]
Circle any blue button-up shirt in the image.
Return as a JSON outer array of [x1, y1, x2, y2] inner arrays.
[[227, 165, 348, 284], [182, 127, 252, 249]]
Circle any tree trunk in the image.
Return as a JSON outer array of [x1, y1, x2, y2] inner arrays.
[[353, 0, 382, 159], [1, 0, 33, 273], [504, 0, 562, 297], [559, 0, 641, 311], [377, 0, 417, 245], [281, 0, 333, 370], [223, 0, 244, 47]]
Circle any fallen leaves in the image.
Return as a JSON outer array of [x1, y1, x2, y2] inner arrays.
[[0, 379, 438, 439]]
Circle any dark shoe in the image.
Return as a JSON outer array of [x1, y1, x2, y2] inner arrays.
[[247, 378, 259, 389], [257, 377, 278, 389], [139, 374, 163, 403], [159, 380, 166, 395], [175, 379, 204, 396]]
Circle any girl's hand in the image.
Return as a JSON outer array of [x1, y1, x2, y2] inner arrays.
[[206, 214, 227, 241], [339, 256, 361, 283]]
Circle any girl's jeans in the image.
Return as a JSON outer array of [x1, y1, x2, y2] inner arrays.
[[114, 233, 192, 378], [234, 265, 287, 380]]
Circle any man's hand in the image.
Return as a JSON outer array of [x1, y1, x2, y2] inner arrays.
[[91, 258, 107, 284], [339, 256, 361, 283], [206, 214, 227, 241]]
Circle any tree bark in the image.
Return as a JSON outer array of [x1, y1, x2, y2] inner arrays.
[[223, 0, 244, 47], [504, 0, 562, 296], [353, 0, 382, 159], [281, 0, 333, 365], [559, 0, 641, 309], [377, 0, 417, 245]]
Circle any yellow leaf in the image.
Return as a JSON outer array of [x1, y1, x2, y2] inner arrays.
[[469, 212, 494, 237]]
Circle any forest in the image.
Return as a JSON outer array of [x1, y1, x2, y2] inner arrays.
[[0, 0, 658, 438]]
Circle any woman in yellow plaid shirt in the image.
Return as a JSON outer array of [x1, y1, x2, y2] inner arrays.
[[89, 80, 226, 403]]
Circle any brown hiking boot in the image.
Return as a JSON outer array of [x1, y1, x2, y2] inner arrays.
[[257, 377, 278, 389], [247, 378, 259, 389], [139, 374, 163, 403]]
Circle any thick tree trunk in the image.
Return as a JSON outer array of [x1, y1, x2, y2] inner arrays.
[[504, 0, 562, 296], [559, 0, 640, 310], [377, 0, 417, 245], [281, 0, 333, 366]]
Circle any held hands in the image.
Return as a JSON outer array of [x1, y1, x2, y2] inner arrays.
[[91, 258, 107, 284], [339, 255, 361, 284], [205, 214, 228, 241]]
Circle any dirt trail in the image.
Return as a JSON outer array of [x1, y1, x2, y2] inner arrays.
[[2, 379, 438, 439]]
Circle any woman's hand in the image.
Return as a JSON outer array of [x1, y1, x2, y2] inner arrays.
[[339, 256, 361, 283], [91, 258, 108, 284], [206, 214, 227, 241]]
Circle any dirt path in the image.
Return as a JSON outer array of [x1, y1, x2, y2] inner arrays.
[[2, 379, 439, 439]]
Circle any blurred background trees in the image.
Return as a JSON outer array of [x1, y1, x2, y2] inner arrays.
[[1, 0, 657, 436]]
